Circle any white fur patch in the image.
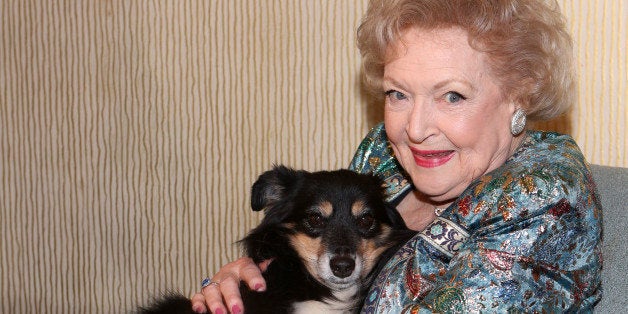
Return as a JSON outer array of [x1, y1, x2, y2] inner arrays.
[[317, 252, 363, 290], [292, 284, 360, 314]]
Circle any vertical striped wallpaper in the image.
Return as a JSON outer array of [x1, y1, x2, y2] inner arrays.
[[557, 0, 627, 166], [0, 1, 625, 313]]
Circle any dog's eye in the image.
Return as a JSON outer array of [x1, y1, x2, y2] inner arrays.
[[306, 213, 325, 229], [357, 214, 375, 231]]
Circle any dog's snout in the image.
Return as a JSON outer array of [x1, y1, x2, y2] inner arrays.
[[334, 246, 352, 256], [330, 256, 355, 278]]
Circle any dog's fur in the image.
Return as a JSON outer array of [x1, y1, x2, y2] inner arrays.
[[138, 166, 414, 314]]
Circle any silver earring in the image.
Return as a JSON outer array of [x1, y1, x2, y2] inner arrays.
[[510, 108, 526, 136]]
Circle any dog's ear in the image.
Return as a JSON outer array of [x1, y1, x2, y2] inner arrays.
[[365, 173, 409, 230], [251, 165, 303, 211], [384, 202, 409, 230]]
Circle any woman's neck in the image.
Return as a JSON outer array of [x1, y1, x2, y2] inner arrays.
[[396, 190, 449, 231]]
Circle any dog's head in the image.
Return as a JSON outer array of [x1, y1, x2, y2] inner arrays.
[[245, 165, 408, 290]]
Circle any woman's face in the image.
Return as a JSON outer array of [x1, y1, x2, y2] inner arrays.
[[383, 27, 522, 203]]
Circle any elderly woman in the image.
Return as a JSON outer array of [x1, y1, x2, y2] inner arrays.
[[192, 0, 602, 312]]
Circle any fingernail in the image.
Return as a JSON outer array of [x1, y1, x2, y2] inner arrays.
[[231, 305, 242, 314], [192, 305, 206, 313], [254, 283, 264, 291], [215, 309, 224, 314]]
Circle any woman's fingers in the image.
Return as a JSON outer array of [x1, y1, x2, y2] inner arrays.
[[240, 259, 268, 292], [190, 257, 271, 313], [258, 258, 273, 273], [217, 273, 243, 314], [202, 281, 230, 314], [190, 292, 209, 313], [194, 257, 267, 313]]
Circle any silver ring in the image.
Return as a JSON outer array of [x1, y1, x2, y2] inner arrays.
[[201, 277, 220, 289]]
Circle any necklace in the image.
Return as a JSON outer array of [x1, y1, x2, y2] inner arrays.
[[434, 207, 446, 216]]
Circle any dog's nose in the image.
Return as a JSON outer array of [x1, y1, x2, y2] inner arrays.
[[330, 256, 355, 278]]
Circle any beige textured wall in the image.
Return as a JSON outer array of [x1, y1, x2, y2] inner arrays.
[[0, 1, 625, 313]]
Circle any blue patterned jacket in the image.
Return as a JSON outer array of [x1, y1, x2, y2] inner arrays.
[[349, 123, 602, 313]]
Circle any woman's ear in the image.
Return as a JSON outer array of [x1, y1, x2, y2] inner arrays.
[[509, 78, 534, 114], [250, 165, 303, 211]]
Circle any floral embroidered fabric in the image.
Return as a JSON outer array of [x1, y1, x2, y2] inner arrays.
[[349, 123, 603, 313], [349, 124, 413, 203]]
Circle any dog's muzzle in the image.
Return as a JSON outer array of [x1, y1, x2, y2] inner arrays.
[[330, 255, 356, 278]]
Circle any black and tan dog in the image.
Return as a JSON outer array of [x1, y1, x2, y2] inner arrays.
[[139, 165, 414, 313]]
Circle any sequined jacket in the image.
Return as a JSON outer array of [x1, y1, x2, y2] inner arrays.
[[349, 123, 602, 313]]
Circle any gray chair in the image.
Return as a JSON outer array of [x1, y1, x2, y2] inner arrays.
[[590, 164, 628, 312]]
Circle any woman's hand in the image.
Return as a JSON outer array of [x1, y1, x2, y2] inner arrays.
[[190, 257, 272, 314]]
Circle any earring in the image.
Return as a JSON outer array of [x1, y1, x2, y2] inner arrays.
[[510, 108, 526, 136]]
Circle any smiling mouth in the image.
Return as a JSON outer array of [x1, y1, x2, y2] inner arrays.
[[410, 149, 454, 168]]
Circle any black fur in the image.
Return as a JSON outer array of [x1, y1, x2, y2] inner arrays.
[[138, 292, 193, 314], [137, 166, 414, 314]]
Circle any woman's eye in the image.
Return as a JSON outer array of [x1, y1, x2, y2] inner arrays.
[[444, 91, 465, 103], [385, 90, 407, 101]]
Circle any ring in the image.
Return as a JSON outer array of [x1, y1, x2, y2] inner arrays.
[[201, 277, 220, 289]]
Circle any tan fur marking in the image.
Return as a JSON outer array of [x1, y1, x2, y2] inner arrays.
[[290, 233, 324, 280], [318, 201, 333, 217], [358, 225, 394, 276], [351, 201, 366, 216]]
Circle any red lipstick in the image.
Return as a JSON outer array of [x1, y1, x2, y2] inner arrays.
[[410, 148, 454, 168]]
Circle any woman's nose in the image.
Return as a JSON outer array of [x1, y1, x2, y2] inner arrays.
[[406, 101, 435, 143]]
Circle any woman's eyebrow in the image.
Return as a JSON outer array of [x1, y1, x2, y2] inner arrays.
[[432, 79, 474, 90], [383, 77, 476, 94], [382, 76, 409, 90]]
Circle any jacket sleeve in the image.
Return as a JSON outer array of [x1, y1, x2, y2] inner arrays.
[[424, 166, 600, 312]]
